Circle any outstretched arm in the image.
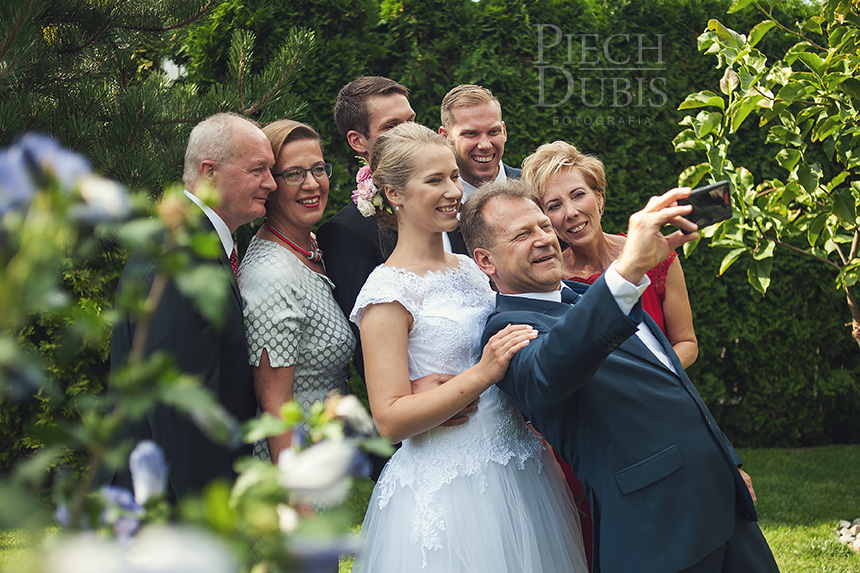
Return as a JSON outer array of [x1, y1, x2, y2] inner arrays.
[[662, 257, 698, 369], [361, 301, 536, 444]]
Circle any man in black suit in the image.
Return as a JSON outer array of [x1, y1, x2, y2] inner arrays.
[[316, 76, 416, 379], [110, 113, 276, 500], [439, 84, 522, 202]]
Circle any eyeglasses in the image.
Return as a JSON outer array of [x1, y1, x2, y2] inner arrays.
[[273, 163, 333, 186]]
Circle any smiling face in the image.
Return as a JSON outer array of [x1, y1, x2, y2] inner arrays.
[[391, 143, 463, 235], [541, 167, 605, 248], [267, 138, 329, 233], [474, 196, 563, 294], [209, 121, 276, 232], [347, 93, 416, 161], [440, 102, 507, 187]]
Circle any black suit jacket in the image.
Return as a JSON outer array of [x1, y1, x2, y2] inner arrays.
[[110, 216, 255, 500]]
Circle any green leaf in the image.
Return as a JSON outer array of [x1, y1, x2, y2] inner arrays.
[[797, 163, 822, 195], [729, 94, 764, 133], [784, 41, 814, 65], [749, 20, 777, 47], [243, 412, 292, 443], [832, 187, 858, 223], [796, 52, 824, 75], [747, 258, 772, 293], [679, 90, 725, 110], [776, 82, 811, 103], [814, 115, 842, 141], [776, 149, 802, 171], [801, 16, 823, 34], [720, 68, 740, 94], [752, 240, 775, 261], [678, 163, 711, 188], [808, 213, 827, 246], [672, 129, 707, 152], [695, 111, 723, 137], [719, 248, 746, 274], [708, 19, 747, 49], [728, 0, 757, 13], [174, 265, 231, 328], [838, 78, 860, 100]]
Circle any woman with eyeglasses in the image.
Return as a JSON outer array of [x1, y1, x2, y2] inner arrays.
[[238, 119, 355, 463]]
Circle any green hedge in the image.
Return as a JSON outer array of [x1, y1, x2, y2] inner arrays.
[[2, 0, 856, 471]]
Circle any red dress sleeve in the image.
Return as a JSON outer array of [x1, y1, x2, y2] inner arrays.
[[565, 250, 676, 337]]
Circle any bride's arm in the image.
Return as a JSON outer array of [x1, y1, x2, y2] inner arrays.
[[360, 301, 536, 444]]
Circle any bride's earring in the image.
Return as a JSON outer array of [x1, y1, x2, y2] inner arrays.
[[395, 205, 400, 211]]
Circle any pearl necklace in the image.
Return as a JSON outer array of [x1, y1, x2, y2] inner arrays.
[[264, 218, 323, 263]]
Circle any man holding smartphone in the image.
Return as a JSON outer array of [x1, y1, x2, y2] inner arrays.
[[461, 180, 779, 573]]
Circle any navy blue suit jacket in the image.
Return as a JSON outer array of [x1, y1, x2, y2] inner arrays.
[[482, 276, 754, 572]]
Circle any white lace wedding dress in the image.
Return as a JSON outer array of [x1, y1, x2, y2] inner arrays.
[[350, 254, 588, 572]]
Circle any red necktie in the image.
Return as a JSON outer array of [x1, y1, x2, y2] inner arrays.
[[230, 247, 239, 279]]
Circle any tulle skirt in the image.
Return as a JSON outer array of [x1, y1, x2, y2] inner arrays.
[[352, 447, 589, 572]]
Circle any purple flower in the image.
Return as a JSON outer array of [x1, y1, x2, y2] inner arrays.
[[17, 133, 91, 191], [0, 145, 36, 216], [129, 441, 167, 505], [99, 486, 144, 542]]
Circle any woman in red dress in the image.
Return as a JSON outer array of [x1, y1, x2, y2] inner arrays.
[[520, 141, 700, 566]]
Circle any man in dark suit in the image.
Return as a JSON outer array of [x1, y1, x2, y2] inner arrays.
[[110, 113, 276, 500], [316, 76, 417, 378], [460, 179, 779, 572], [438, 84, 522, 202]]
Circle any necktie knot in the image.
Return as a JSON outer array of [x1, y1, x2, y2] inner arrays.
[[230, 248, 239, 279], [561, 287, 578, 304]]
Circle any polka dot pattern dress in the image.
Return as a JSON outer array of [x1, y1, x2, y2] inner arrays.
[[239, 236, 356, 460]]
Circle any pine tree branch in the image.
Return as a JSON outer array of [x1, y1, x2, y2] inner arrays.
[[118, 0, 216, 33], [0, 0, 32, 79], [244, 44, 303, 116]]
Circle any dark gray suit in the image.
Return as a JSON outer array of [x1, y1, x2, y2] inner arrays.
[[110, 216, 255, 500]]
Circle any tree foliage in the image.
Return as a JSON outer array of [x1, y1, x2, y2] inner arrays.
[[674, 0, 860, 347]]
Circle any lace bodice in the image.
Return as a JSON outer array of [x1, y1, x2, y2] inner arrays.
[[351, 254, 544, 562]]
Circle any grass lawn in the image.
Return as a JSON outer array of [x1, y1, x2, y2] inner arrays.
[[739, 444, 860, 572], [3, 446, 858, 572]]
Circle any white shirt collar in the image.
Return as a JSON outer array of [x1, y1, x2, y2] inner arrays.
[[504, 286, 565, 303], [461, 162, 509, 202], [184, 189, 234, 256]]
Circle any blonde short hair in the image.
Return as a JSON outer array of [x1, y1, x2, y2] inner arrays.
[[262, 119, 322, 158], [440, 84, 501, 129], [521, 141, 607, 203], [370, 122, 454, 228]]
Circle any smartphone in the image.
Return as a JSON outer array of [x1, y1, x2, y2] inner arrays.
[[677, 180, 732, 232]]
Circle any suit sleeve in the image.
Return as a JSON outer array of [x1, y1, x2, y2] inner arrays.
[[484, 276, 641, 410], [317, 217, 384, 380], [140, 265, 236, 498]]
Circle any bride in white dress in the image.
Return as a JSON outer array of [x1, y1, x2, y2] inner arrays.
[[350, 122, 588, 572]]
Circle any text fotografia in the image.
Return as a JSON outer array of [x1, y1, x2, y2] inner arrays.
[[552, 116, 653, 127], [535, 24, 667, 109]]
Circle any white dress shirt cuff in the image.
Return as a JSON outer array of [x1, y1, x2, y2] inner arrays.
[[605, 262, 650, 316]]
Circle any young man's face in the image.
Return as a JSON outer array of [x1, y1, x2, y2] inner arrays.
[[440, 102, 507, 187], [356, 93, 416, 159]]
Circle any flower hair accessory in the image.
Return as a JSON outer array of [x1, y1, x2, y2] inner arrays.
[[351, 159, 385, 218]]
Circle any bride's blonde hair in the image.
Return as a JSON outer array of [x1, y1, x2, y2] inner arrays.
[[370, 122, 454, 228]]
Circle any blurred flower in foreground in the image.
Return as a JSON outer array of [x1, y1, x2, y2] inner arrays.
[[100, 486, 144, 542], [0, 132, 129, 222], [278, 440, 357, 506], [43, 525, 237, 573], [325, 394, 375, 436], [130, 441, 168, 505]]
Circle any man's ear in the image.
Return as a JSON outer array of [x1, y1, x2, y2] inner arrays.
[[199, 160, 216, 181], [438, 126, 449, 139], [472, 247, 496, 277], [501, 120, 507, 141], [346, 130, 369, 156]]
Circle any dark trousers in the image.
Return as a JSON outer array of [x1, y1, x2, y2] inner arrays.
[[679, 509, 780, 573]]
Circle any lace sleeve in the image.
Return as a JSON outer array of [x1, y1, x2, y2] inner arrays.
[[350, 265, 420, 328], [646, 250, 677, 302]]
